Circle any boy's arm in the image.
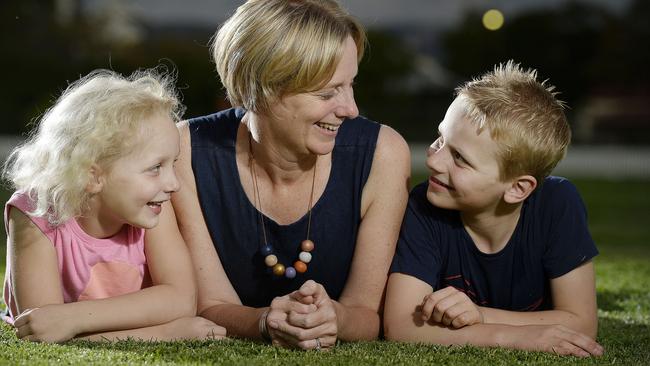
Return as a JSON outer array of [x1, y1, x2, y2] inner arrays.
[[479, 261, 597, 338], [11, 202, 198, 343], [384, 273, 603, 357]]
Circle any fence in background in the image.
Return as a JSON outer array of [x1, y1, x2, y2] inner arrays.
[[1, 136, 649, 179]]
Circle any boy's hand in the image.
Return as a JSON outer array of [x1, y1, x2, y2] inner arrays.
[[510, 324, 604, 357], [420, 286, 483, 328], [14, 305, 78, 343]]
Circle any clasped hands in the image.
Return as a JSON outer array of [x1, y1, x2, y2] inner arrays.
[[265, 280, 337, 350]]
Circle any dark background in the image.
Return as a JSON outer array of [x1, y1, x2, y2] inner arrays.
[[2, 0, 649, 145]]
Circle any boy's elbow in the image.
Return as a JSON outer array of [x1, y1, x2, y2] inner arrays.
[[585, 316, 598, 340], [383, 314, 409, 342]]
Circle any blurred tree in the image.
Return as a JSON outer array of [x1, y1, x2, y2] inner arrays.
[[356, 30, 445, 141], [441, 2, 618, 114], [0, 0, 223, 134]]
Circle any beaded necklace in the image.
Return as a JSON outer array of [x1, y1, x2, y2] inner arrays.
[[248, 134, 315, 279]]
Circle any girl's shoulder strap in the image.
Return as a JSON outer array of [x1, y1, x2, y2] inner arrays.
[[4, 191, 57, 243]]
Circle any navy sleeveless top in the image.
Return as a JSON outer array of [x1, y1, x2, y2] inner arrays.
[[188, 108, 380, 308]]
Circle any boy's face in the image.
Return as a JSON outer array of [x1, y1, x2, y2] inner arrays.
[[425, 97, 511, 214]]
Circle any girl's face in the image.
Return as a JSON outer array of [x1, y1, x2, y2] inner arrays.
[[93, 113, 180, 234], [263, 36, 360, 156]]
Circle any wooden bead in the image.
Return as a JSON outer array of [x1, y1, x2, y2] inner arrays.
[[285, 267, 296, 279], [301, 239, 315, 252], [260, 244, 274, 256], [294, 261, 307, 273], [272, 263, 285, 276], [264, 254, 278, 267], [299, 251, 312, 263]]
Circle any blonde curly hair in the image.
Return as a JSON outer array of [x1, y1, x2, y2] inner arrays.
[[3, 68, 184, 225]]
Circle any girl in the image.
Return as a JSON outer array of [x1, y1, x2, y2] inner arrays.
[[2, 69, 225, 342]]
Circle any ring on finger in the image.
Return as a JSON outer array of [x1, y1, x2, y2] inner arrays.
[[315, 337, 321, 351]]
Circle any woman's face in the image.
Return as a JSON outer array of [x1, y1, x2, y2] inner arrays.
[[266, 36, 359, 156]]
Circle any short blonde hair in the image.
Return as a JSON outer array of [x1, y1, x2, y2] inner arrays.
[[456, 61, 570, 183], [211, 0, 366, 114], [3, 69, 183, 225]]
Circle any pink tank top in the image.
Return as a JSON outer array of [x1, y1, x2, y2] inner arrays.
[[2, 192, 150, 324]]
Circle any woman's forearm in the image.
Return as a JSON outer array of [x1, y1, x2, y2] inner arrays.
[[200, 303, 266, 340], [334, 300, 381, 341]]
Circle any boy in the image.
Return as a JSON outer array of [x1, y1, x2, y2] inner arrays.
[[384, 61, 603, 357]]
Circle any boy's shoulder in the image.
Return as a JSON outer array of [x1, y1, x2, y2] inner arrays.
[[408, 181, 460, 227], [529, 176, 583, 210]]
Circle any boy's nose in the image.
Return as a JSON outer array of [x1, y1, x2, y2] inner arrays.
[[426, 144, 447, 173]]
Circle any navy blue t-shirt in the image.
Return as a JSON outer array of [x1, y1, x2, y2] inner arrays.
[[390, 176, 598, 311], [188, 108, 380, 308]]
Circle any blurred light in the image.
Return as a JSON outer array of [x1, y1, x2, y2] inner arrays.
[[482, 9, 504, 31]]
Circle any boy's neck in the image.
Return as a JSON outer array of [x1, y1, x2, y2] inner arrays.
[[460, 202, 523, 254]]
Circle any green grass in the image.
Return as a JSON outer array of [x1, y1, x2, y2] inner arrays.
[[1, 178, 649, 365]]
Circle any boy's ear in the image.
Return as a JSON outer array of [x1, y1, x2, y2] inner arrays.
[[504, 175, 537, 204], [85, 164, 104, 194]]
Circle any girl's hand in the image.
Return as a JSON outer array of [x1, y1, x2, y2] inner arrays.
[[268, 280, 338, 350], [163, 316, 227, 340], [420, 286, 483, 328], [14, 305, 78, 343]]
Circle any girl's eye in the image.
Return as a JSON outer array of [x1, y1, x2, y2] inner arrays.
[[431, 137, 443, 152], [149, 164, 161, 173], [452, 150, 467, 164]]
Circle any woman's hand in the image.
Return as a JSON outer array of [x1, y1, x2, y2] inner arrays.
[[420, 286, 483, 328], [14, 305, 78, 343], [266, 280, 338, 350]]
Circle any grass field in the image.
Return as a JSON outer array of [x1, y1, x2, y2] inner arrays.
[[1, 178, 649, 365]]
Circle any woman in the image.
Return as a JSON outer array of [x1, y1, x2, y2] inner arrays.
[[160, 0, 410, 349]]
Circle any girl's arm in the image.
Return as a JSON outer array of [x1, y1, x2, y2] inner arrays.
[[8, 208, 65, 318], [384, 272, 603, 357], [10, 202, 199, 342]]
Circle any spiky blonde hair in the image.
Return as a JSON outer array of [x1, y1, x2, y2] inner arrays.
[[456, 60, 571, 183]]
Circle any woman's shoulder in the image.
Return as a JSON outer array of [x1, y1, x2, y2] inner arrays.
[[183, 108, 245, 148], [336, 115, 381, 147], [186, 108, 245, 128]]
